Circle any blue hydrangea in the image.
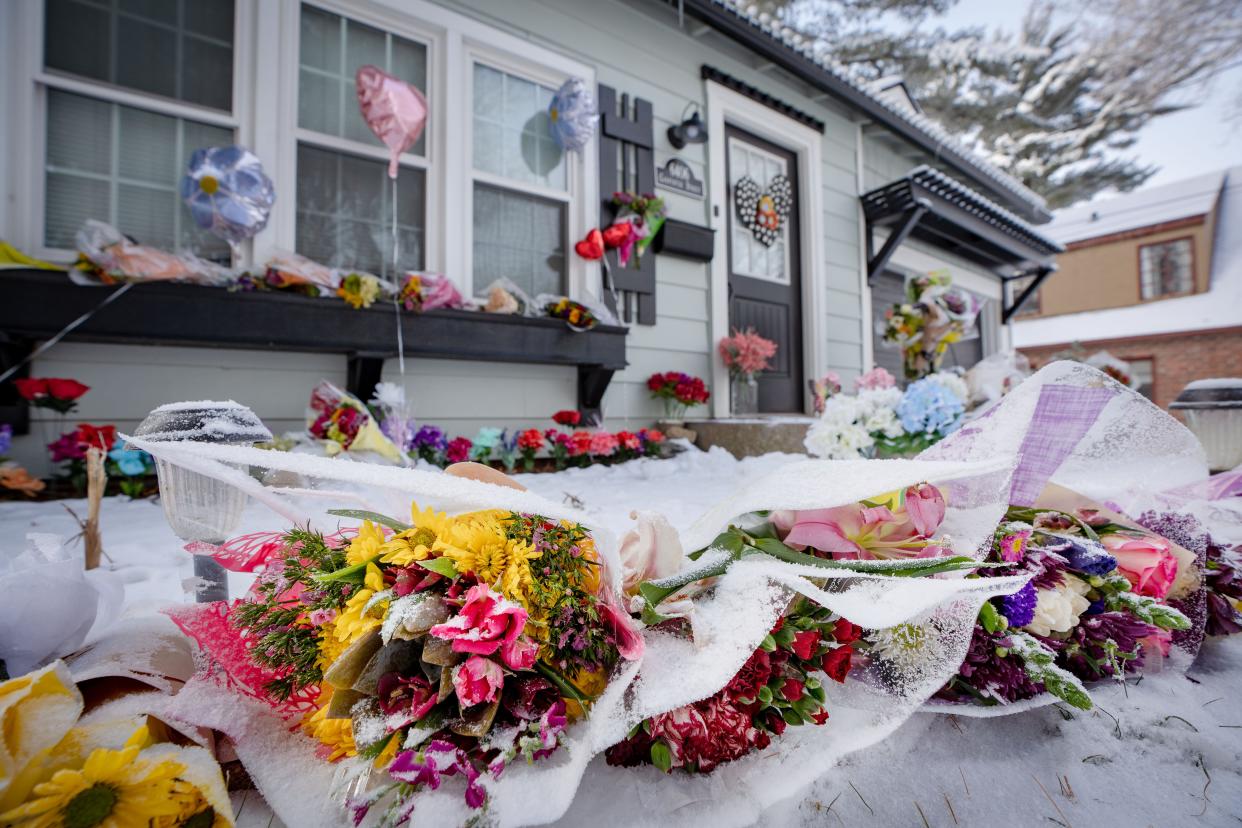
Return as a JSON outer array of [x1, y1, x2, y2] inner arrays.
[[895, 377, 965, 436]]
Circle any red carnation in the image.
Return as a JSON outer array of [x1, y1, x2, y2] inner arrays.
[[763, 708, 787, 736], [75, 423, 117, 451], [781, 678, 805, 702], [725, 648, 772, 702], [790, 629, 821, 661], [808, 708, 830, 726], [832, 618, 861, 645], [552, 410, 581, 427], [517, 428, 544, 451], [820, 645, 853, 683], [445, 436, 472, 463]]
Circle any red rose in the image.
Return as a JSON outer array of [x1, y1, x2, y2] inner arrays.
[[725, 648, 772, 702], [764, 708, 787, 736], [14, 378, 49, 401], [790, 629, 821, 661], [781, 678, 805, 702], [808, 708, 830, 726], [46, 378, 90, 401], [831, 618, 861, 645], [76, 424, 116, 451], [552, 410, 581, 427], [820, 645, 853, 683]]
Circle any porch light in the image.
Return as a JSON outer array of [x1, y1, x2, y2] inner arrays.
[[668, 104, 708, 149], [131, 401, 272, 602]]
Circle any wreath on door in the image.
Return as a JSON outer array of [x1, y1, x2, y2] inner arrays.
[[734, 174, 792, 247]]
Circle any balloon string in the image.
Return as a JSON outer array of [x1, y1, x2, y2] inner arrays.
[[0, 283, 134, 385], [391, 175, 405, 377]]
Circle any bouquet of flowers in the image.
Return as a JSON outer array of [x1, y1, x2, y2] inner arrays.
[[803, 370, 968, 460], [936, 503, 1192, 711], [718, 328, 777, 380], [338, 272, 383, 309], [646, 371, 710, 421], [13, 377, 90, 414], [609, 192, 666, 268], [308, 381, 402, 462], [227, 500, 642, 823], [882, 270, 981, 380], [544, 297, 598, 331]]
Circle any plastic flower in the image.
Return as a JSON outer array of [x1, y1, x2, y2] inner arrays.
[[588, 431, 618, 457], [717, 328, 777, 377], [14, 378, 90, 413], [552, 410, 581, 427], [445, 437, 472, 464], [0, 464, 46, 496], [568, 431, 592, 457], [855, 367, 896, 391], [107, 448, 150, 476], [0, 423, 11, 456], [782, 484, 947, 560], [47, 433, 86, 463], [517, 429, 544, 452], [0, 725, 184, 828]]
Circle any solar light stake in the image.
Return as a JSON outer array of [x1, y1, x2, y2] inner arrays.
[[131, 401, 271, 602]]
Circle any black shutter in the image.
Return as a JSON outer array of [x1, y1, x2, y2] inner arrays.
[[598, 84, 657, 325]]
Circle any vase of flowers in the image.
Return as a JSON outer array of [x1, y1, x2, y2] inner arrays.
[[646, 371, 710, 424], [718, 328, 777, 417]]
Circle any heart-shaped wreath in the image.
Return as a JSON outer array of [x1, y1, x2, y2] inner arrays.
[[734, 174, 792, 247]]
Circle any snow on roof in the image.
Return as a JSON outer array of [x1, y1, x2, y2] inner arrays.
[[710, 0, 1048, 218], [1014, 166, 1242, 347], [1047, 169, 1227, 245]]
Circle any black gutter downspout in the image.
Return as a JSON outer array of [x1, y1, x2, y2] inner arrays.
[[866, 203, 928, 285], [1002, 265, 1055, 324]]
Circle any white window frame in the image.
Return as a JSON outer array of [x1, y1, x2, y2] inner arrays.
[[6, 0, 255, 264], [3, 0, 597, 304]]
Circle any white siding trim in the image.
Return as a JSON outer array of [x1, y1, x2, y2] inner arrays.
[[705, 79, 825, 417], [855, 121, 874, 372]]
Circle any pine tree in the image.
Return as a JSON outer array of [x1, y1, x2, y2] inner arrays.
[[755, 0, 1242, 207]]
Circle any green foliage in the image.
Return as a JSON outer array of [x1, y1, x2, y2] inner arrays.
[[1009, 630, 1094, 711]]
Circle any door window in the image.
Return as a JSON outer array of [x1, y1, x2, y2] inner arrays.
[[728, 137, 790, 285]]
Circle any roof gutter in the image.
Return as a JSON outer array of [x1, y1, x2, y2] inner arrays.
[[678, 0, 1052, 224]]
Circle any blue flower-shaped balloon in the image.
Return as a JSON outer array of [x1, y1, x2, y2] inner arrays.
[[181, 145, 275, 249], [548, 78, 598, 152]]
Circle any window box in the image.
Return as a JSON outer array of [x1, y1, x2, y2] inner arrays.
[[0, 269, 627, 428]]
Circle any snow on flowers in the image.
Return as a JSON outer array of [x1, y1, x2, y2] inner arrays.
[[220, 501, 641, 821]]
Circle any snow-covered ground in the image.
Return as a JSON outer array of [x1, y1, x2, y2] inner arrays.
[[2, 448, 1240, 827]]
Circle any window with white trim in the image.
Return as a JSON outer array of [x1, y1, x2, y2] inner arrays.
[[469, 61, 568, 298], [41, 0, 236, 258], [1139, 238, 1193, 299], [295, 5, 428, 275]]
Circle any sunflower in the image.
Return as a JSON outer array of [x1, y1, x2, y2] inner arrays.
[[0, 725, 184, 828], [378, 503, 453, 567], [344, 521, 386, 566]]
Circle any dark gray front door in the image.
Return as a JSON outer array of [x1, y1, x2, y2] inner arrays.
[[725, 126, 803, 412]]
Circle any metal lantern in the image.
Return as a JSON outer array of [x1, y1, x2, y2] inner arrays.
[[132, 401, 271, 602], [1169, 379, 1242, 473]]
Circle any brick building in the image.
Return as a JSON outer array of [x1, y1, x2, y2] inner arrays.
[[1014, 167, 1242, 410]]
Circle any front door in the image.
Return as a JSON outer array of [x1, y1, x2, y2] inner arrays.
[[725, 125, 803, 412]]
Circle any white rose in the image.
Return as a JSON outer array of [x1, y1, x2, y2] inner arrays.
[[1023, 576, 1092, 637]]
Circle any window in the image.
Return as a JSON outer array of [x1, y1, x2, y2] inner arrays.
[[1139, 238, 1194, 299], [1007, 273, 1041, 317], [296, 6, 429, 275], [1128, 357, 1155, 401], [470, 62, 568, 298], [40, 0, 237, 256], [45, 0, 235, 111], [728, 137, 790, 284]]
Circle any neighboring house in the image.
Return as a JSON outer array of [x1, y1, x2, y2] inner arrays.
[[1, 0, 1059, 473], [1014, 167, 1242, 410]]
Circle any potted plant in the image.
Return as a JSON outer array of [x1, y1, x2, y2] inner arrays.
[[718, 328, 777, 416]]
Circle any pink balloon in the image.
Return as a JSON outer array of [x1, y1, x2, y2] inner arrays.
[[355, 65, 428, 178]]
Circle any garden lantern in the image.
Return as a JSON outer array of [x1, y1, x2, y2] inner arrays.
[[131, 401, 271, 602], [1169, 379, 1242, 472]]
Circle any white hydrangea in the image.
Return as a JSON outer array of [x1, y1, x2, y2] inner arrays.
[[927, 372, 970, 405], [864, 406, 904, 439], [803, 418, 875, 459]]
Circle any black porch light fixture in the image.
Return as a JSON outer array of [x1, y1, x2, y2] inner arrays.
[[668, 103, 708, 149]]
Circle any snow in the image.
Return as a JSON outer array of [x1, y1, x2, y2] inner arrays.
[[2, 443, 1240, 827], [1046, 169, 1227, 245], [1015, 166, 1242, 349]]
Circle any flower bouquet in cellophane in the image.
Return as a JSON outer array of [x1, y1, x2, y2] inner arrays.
[[307, 380, 403, 463]]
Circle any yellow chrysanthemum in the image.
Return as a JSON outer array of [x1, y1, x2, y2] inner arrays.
[[331, 563, 387, 644], [301, 692, 356, 762], [436, 512, 541, 605], [0, 725, 184, 828], [344, 521, 387, 566], [378, 503, 453, 567]]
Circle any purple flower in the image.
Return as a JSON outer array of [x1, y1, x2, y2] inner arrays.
[[998, 582, 1037, 627], [1043, 535, 1117, 577], [1044, 611, 1156, 682], [944, 625, 1041, 705], [47, 432, 85, 463], [534, 700, 568, 759], [388, 748, 445, 789], [0, 423, 11, 455], [411, 425, 447, 451]]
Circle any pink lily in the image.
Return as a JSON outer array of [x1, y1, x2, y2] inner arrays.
[[782, 484, 949, 561]]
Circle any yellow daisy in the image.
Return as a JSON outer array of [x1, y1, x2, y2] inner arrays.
[[154, 786, 231, 828], [0, 725, 183, 828], [344, 521, 386, 566], [331, 563, 387, 644], [378, 503, 453, 567]]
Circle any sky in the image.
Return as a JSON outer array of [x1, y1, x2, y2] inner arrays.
[[934, 0, 1242, 199]]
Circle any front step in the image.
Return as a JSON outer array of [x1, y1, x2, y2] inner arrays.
[[683, 416, 814, 459]]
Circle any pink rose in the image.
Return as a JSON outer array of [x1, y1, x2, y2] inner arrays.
[[453, 656, 504, 706], [430, 584, 536, 669], [1101, 532, 1179, 599], [617, 512, 684, 596]]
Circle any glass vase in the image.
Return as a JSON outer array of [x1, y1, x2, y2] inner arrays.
[[730, 374, 759, 416]]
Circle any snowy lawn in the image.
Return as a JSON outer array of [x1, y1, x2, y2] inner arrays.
[[2, 447, 1239, 827]]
